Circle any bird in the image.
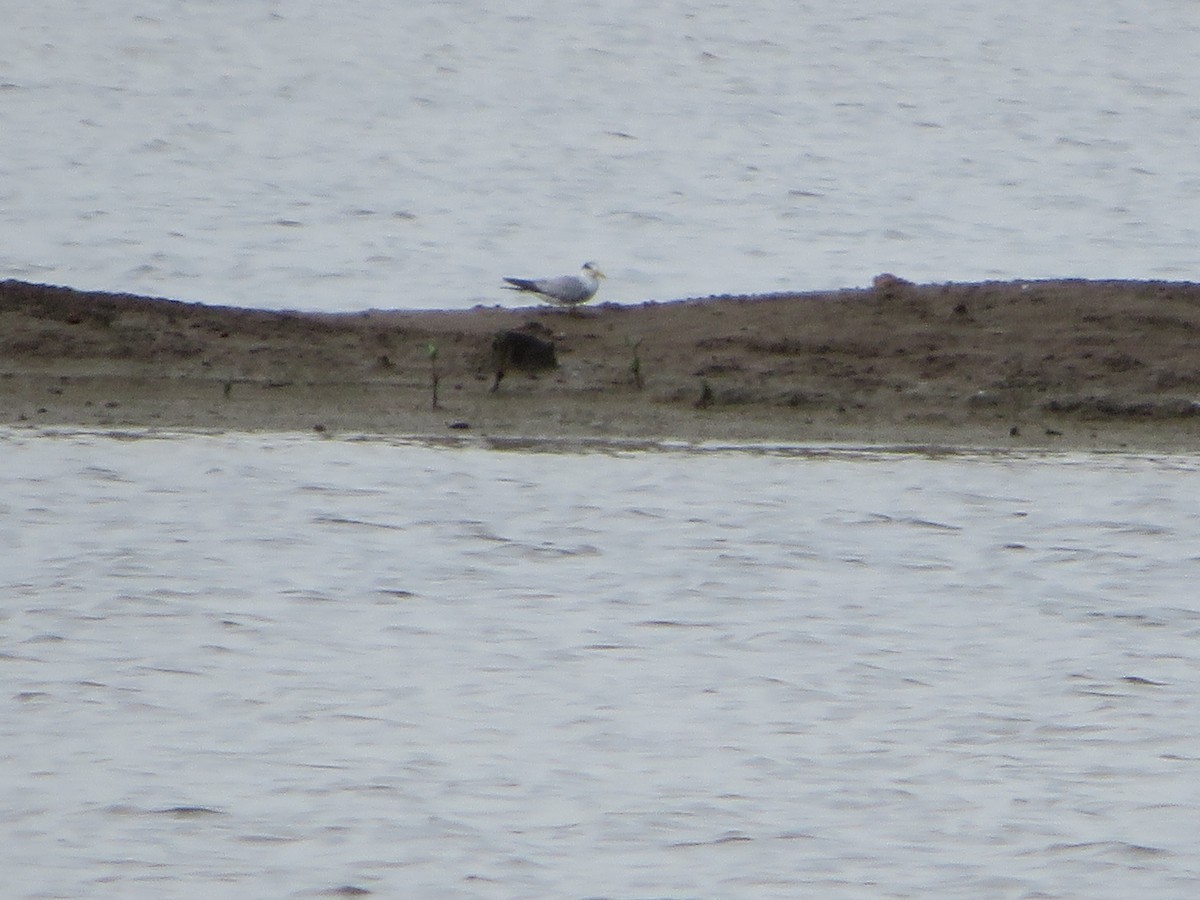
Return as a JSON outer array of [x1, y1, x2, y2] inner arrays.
[[502, 262, 605, 309]]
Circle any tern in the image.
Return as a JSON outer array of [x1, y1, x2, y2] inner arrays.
[[502, 262, 605, 309]]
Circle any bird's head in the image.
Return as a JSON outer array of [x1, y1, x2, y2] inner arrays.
[[582, 262, 606, 279]]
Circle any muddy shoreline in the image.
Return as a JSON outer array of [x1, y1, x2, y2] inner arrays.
[[3, 277, 1199, 451]]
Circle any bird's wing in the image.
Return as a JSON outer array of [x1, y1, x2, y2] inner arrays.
[[535, 275, 593, 303], [502, 277, 542, 293], [503, 274, 592, 303]]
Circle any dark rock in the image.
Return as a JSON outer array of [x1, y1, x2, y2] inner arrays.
[[490, 331, 557, 392]]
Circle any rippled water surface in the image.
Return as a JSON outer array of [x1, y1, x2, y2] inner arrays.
[[5, 1, 1199, 309], [3, 429, 1200, 897]]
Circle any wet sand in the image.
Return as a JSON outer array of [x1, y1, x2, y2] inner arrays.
[[3, 276, 1199, 450]]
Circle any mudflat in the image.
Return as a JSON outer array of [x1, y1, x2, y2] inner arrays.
[[3, 276, 1199, 451]]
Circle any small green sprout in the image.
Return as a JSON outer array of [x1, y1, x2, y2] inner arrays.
[[427, 342, 441, 410]]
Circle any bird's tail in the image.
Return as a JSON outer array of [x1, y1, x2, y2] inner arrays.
[[502, 278, 539, 292]]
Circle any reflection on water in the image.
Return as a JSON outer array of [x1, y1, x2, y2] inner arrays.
[[3, 429, 1200, 897]]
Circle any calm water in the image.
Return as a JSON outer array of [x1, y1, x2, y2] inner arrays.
[[4, 1, 1199, 310], [7, 5, 1200, 895], [3, 428, 1200, 897]]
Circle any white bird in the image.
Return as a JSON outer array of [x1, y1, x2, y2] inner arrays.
[[502, 262, 605, 308]]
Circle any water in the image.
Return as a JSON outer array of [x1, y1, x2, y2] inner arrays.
[[4, 1, 1199, 310], [6, 4, 1200, 893], [3, 428, 1200, 897]]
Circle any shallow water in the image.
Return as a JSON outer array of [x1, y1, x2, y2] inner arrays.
[[3, 429, 1200, 897], [4, 1, 1199, 310]]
